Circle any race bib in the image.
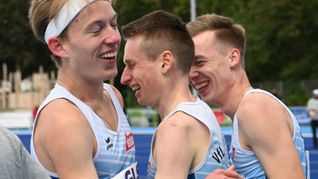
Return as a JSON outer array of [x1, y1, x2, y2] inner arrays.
[[112, 162, 138, 179]]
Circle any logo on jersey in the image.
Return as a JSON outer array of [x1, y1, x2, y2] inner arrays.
[[211, 145, 225, 163], [105, 137, 113, 150], [125, 132, 135, 151]]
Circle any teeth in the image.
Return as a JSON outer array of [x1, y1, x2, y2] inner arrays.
[[132, 85, 140, 91], [100, 52, 116, 59], [195, 81, 208, 90]]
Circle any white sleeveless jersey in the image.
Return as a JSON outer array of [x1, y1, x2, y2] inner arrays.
[[147, 98, 230, 178], [230, 89, 306, 178], [30, 84, 137, 179]]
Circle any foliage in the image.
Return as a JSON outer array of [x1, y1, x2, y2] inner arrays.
[[0, 0, 55, 78], [284, 82, 310, 106]]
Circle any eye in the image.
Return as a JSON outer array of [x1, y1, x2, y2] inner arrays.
[[90, 24, 104, 34], [195, 60, 205, 66], [124, 60, 135, 69], [127, 63, 135, 69]]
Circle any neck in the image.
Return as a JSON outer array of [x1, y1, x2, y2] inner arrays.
[[57, 70, 105, 103], [220, 74, 252, 119], [155, 78, 196, 120]]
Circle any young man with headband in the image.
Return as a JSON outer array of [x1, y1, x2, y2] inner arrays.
[[187, 14, 307, 178], [28, 0, 137, 178]]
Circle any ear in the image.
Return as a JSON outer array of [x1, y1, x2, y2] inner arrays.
[[229, 48, 241, 67], [47, 36, 69, 58], [160, 50, 174, 73]]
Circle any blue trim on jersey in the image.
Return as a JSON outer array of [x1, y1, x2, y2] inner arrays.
[[188, 173, 196, 179]]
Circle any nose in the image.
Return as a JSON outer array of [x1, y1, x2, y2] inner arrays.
[[120, 67, 131, 85], [104, 27, 121, 46]]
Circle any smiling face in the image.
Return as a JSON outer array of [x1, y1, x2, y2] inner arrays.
[[189, 30, 233, 104], [120, 36, 162, 107], [60, 0, 120, 82]]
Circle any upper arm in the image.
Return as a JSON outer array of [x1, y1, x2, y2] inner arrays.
[[237, 94, 304, 178], [35, 99, 98, 179], [153, 114, 195, 178]]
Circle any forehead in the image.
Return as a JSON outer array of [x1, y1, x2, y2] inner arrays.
[[69, 1, 115, 27], [193, 30, 229, 55], [193, 31, 216, 48], [192, 31, 216, 58], [123, 36, 146, 63]]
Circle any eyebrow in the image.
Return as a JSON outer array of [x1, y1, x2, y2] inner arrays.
[[123, 57, 136, 66], [85, 12, 118, 30], [123, 58, 131, 64], [112, 13, 118, 21], [194, 55, 205, 61]]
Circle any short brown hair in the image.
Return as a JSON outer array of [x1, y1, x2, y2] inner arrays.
[[121, 10, 194, 74]]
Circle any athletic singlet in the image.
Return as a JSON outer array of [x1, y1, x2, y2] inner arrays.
[[30, 83, 137, 179], [147, 98, 230, 179], [229, 89, 307, 179]]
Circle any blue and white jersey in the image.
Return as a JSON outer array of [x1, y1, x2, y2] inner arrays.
[[148, 98, 230, 179], [230, 88, 307, 179], [30, 83, 137, 179]]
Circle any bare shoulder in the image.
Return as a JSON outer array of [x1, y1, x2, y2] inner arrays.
[[153, 111, 206, 172], [36, 98, 95, 150], [156, 111, 208, 143], [38, 99, 88, 130], [109, 85, 124, 108], [236, 92, 292, 148], [236, 93, 304, 178], [237, 92, 287, 124], [158, 112, 196, 130]]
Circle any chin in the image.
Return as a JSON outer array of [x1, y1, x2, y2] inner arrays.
[[104, 70, 118, 80], [201, 95, 213, 104], [137, 99, 150, 107]]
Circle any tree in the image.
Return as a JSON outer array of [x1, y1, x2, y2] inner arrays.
[[0, 0, 55, 79]]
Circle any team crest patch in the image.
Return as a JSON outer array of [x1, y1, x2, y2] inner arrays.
[[125, 132, 135, 151]]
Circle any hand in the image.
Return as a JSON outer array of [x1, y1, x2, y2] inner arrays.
[[205, 165, 244, 179]]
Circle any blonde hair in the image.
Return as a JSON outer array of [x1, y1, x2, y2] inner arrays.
[[28, 0, 69, 43], [28, 0, 112, 66], [187, 14, 246, 67]]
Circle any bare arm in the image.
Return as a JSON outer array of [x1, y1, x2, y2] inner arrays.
[[34, 99, 98, 179], [237, 94, 304, 179], [153, 113, 196, 179]]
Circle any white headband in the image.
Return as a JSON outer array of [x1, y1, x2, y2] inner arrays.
[[44, 0, 110, 43]]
